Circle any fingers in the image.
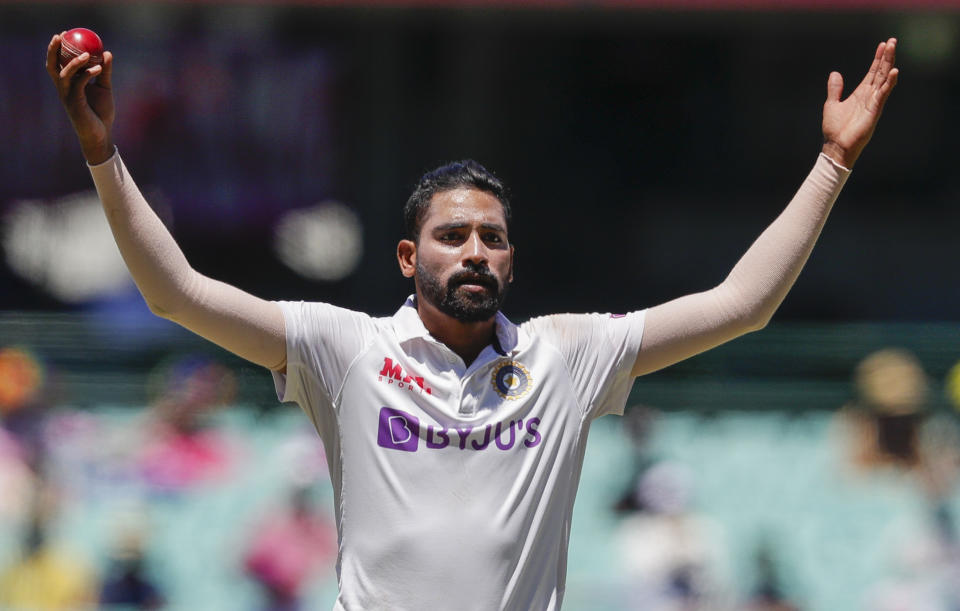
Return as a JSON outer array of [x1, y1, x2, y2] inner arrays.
[[861, 41, 884, 88], [74, 64, 103, 95], [97, 51, 114, 89], [45, 33, 61, 80], [869, 39, 898, 112], [59, 51, 91, 81], [873, 37, 897, 88], [826, 71, 844, 103], [873, 66, 899, 111], [47, 33, 77, 100]]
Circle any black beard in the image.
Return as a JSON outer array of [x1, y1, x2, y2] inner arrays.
[[416, 262, 508, 323]]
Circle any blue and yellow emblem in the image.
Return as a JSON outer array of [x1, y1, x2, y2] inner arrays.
[[491, 360, 532, 400]]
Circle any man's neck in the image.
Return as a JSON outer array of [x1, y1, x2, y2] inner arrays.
[[415, 296, 497, 366]]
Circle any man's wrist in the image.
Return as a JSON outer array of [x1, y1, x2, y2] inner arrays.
[[82, 138, 114, 166], [821, 141, 856, 169]]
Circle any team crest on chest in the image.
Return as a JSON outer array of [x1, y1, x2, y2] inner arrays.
[[491, 360, 533, 400]]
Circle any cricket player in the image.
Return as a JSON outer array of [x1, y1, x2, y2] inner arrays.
[[48, 33, 898, 610]]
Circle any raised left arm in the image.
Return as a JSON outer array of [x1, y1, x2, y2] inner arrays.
[[632, 39, 898, 377]]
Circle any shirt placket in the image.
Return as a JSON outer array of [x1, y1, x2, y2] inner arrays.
[[418, 332, 507, 418]]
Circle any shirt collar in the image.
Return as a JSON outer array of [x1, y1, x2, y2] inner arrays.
[[392, 295, 523, 355]]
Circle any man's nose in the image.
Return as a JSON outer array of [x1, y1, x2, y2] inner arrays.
[[462, 232, 488, 265]]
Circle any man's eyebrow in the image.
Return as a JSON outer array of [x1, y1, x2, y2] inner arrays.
[[432, 222, 468, 232], [431, 222, 507, 233]]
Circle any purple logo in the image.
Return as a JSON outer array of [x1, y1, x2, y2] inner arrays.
[[375, 407, 543, 453], [377, 407, 420, 452]]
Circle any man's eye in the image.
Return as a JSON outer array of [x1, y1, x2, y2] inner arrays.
[[484, 234, 502, 243], [440, 233, 461, 242]]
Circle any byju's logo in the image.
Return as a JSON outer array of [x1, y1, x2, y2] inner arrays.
[[375, 406, 543, 453], [377, 407, 420, 452]]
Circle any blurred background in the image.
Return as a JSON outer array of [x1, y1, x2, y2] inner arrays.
[[2, 0, 960, 609]]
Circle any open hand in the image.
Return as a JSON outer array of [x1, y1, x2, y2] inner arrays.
[[46, 32, 116, 165], [821, 38, 898, 168]]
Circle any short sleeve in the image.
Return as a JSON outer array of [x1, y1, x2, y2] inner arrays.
[[523, 310, 646, 420], [272, 301, 379, 434]]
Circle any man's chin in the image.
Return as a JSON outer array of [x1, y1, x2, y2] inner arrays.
[[441, 292, 501, 322], [450, 309, 498, 323]]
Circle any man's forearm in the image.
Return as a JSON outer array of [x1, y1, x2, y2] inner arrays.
[[633, 153, 850, 377], [89, 149, 197, 317], [88, 150, 287, 371], [720, 152, 851, 326]]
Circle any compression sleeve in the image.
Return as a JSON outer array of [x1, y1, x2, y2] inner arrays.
[[632, 153, 850, 376], [88, 149, 287, 371]]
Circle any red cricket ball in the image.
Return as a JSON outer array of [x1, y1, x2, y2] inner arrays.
[[58, 28, 104, 71]]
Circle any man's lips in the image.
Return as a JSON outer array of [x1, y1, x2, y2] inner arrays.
[[451, 275, 496, 291]]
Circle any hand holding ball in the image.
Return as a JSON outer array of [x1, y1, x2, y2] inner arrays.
[[48, 27, 114, 164], [58, 28, 104, 71]]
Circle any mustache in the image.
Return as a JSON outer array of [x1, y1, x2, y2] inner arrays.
[[447, 267, 499, 290]]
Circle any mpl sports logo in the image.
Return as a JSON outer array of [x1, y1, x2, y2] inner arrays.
[[377, 357, 432, 394], [376, 407, 542, 453]]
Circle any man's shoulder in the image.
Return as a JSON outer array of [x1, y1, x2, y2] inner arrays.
[[276, 300, 396, 339], [521, 311, 641, 332], [520, 311, 646, 353], [276, 300, 392, 322]]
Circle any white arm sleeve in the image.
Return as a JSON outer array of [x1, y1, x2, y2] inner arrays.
[[88, 149, 287, 371], [632, 153, 851, 377]]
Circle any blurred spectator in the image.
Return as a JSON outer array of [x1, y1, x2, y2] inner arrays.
[[0, 346, 49, 470], [137, 355, 238, 494], [836, 347, 960, 494], [0, 483, 96, 610], [835, 348, 960, 610], [99, 516, 166, 609], [0, 347, 56, 523], [838, 348, 931, 472], [244, 485, 337, 611], [614, 460, 733, 611]]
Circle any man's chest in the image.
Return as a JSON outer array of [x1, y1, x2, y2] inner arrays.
[[334, 337, 583, 459]]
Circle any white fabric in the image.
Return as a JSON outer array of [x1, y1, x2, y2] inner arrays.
[[273, 297, 645, 611]]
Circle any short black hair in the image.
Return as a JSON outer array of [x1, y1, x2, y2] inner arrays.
[[403, 159, 511, 243]]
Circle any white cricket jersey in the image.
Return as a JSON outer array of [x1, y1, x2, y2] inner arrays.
[[272, 296, 645, 610]]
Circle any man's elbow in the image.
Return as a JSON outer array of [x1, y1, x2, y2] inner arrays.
[[145, 297, 175, 320], [741, 306, 774, 333], [745, 314, 771, 333], [716, 287, 776, 334]]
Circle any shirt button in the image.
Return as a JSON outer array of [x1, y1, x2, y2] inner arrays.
[[446, 354, 456, 364]]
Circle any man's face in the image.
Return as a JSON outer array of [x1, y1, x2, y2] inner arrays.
[[410, 188, 513, 322]]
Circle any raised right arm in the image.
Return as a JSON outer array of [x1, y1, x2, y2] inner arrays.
[[47, 33, 287, 372]]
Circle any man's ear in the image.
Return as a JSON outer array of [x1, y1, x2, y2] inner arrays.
[[508, 244, 515, 283], [397, 239, 417, 278]]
